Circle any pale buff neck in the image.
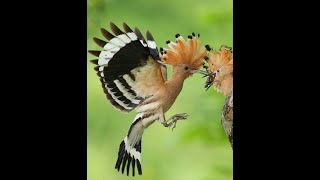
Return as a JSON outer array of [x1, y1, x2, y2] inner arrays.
[[165, 68, 189, 100]]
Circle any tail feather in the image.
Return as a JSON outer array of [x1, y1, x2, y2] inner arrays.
[[126, 153, 132, 175], [115, 140, 125, 171], [132, 157, 136, 176], [121, 152, 129, 174], [115, 137, 143, 176]]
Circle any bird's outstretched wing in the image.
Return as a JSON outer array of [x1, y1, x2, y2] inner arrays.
[[89, 22, 166, 112]]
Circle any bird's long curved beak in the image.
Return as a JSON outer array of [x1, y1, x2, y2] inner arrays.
[[157, 60, 166, 66], [191, 70, 209, 75]]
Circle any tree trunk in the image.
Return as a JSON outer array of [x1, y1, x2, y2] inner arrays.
[[221, 88, 233, 149]]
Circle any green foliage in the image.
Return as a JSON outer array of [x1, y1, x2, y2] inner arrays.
[[88, 0, 233, 179]]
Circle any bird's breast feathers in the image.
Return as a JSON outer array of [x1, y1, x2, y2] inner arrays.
[[130, 58, 165, 98]]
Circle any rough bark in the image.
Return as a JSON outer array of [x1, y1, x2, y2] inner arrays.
[[221, 88, 233, 149]]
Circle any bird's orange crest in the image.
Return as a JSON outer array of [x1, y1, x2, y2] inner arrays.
[[205, 45, 233, 96], [207, 46, 233, 73], [159, 33, 207, 70]]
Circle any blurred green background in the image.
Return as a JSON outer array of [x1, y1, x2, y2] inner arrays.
[[87, 0, 233, 179]]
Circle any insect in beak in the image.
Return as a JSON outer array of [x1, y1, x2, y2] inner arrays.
[[204, 72, 216, 91]]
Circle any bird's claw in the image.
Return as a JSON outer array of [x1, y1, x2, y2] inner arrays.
[[169, 113, 188, 131]]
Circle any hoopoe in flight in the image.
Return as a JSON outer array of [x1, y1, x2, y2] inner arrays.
[[204, 45, 233, 96], [88, 22, 208, 176]]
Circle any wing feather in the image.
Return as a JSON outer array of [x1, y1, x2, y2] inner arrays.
[[89, 22, 165, 112]]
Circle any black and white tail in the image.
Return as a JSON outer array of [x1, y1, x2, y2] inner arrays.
[[115, 117, 144, 176]]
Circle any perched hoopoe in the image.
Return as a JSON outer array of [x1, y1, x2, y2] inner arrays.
[[203, 45, 233, 147], [204, 45, 233, 96], [88, 22, 208, 176]]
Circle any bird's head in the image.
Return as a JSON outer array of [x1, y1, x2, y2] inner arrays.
[[204, 45, 233, 96], [159, 33, 208, 78]]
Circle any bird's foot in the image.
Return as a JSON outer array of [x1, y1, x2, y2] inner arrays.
[[165, 113, 189, 131]]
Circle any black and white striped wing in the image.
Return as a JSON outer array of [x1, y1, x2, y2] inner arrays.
[[89, 22, 164, 112]]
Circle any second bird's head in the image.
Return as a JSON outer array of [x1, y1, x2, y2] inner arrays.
[[204, 45, 233, 95]]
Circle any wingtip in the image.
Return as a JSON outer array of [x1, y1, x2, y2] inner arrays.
[[93, 66, 99, 71], [122, 22, 133, 32], [134, 27, 142, 36], [146, 30, 154, 41], [109, 21, 116, 27], [88, 50, 100, 57], [134, 27, 140, 33], [89, 59, 98, 65], [93, 37, 107, 47], [100, 28, 115, 40]]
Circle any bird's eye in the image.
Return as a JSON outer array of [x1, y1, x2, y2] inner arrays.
[[184, 66, 189, 70]]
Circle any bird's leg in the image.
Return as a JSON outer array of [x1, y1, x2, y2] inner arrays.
[[167, 113, 189, 130], [159, 112, 189, 131]]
